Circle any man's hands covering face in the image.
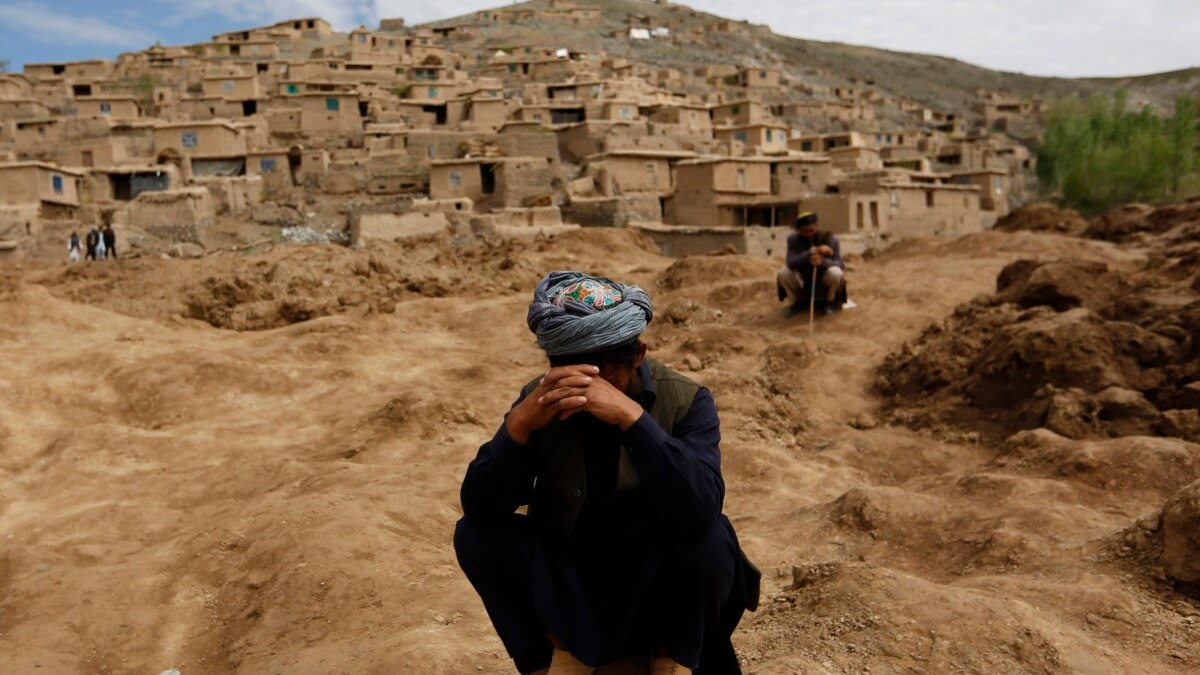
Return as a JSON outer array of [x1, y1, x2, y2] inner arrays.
[[506, 364, 644, 444]]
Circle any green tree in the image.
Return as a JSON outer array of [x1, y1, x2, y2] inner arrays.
[[1166, 95, 1199, 199], [0, 58, 9, 73], [1038, 92, 1200, 214]]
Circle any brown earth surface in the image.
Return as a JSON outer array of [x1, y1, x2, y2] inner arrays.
[[2, 219, 1200, 674]]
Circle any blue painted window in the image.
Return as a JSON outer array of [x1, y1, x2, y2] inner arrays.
[[326, 97, 339, 111], [181, 132, 198, 148], [52, 175, 63, 194], [260, 158, 278, 172], [286, 84, 299, 94]]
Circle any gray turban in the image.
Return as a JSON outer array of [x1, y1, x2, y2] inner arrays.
[[527, 271, 653, 356]]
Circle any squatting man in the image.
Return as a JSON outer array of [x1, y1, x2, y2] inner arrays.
[[776, 211, 847, 318], [455, 271, 760, 674]]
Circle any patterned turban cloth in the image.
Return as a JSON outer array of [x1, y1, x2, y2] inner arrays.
[[526, 271, 654, 356]]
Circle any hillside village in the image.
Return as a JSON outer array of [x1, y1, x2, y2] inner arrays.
[[0, 0, 1046, 261]]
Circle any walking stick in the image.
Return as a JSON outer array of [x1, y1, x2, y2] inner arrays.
[[808, 266, 818, 336]]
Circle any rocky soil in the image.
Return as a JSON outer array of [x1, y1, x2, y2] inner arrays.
[[2, 203, 1199, 674]]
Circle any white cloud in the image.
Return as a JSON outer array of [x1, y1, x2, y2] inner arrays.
[[158, 0, 372, 32], [681, 0, 1200, 77], [0, 3, 156, 48], [365, 0, 480, 26]]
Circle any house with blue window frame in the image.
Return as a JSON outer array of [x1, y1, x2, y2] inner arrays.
[[74, 96, 142, 120], [713, 123, 791, 156], [737, 67, 782, 89], [246, 149, 295, 188], [0, 161, 84, 221], [299, 93, 363, 135]]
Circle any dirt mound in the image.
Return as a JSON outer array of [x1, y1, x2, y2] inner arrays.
[[31, 228, 663, 331], [994, 203, 1089, 235], [995, 258, 1130, 313], [1085, 197, 1200, 242], [878, 255, 1199, 440], [656, 255, 777, 293]]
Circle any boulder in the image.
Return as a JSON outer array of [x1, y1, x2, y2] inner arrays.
[[1163, 409, 1200, 443], [1095, 386, 1161, 437], [1162, 480, 1200, 584]]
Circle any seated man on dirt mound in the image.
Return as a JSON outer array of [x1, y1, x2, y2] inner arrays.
[[776, 211, 847, 318], [455, 271, 759, 675]]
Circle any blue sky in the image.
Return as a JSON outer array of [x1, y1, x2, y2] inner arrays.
[[1, 0, 1197, 78]]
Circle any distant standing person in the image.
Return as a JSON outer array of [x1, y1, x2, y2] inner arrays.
[[102, 224, 117, 260], [94, 229, 107, 261], [68, 232, 82, 263], [776, 211, 846, 317], [85, 227, 99, 261]]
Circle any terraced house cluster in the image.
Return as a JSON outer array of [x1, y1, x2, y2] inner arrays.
[[0, 0, 1041, 258]]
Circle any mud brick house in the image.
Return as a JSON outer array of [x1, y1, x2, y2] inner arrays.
[[585, 149, 696, 198], [0, 75, 32, 100], [10, 119, 64, 154], [0, 162, 84, 221], [246, 149, 295, 188], [975, 90, 1041, 129], [74, 97, 142, 120], [671, 157, 802, 227], [298, 93, 363, 136], [598, 100, 641, 122], [828, 146, 885, 173], [710, 100, 771, 127], [201, 75, 264, 116], [214, 17, 332, 43], [84, 165, 175, 203], [0, 99, 53, 121], [789, 132, 865, 153], [62, 136, 133, 168], [950, 168, 1010, 220], [738, 67, 782, 88], [883, 182, 982, 237], [647, 102, 711, 134], [714, 123, 790, 155], [795, 193, 889, 236], [429, 157, 559, 207], [24, 59, 114, 82], [770, 155, 836, 199], [153, 121, 248, 177]]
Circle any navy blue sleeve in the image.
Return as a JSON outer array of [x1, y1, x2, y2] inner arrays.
[[825, 235, 844, 270], [621, 388, 724, 537], [785, 233, 807, 271], [460, 394, 537, 522]]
